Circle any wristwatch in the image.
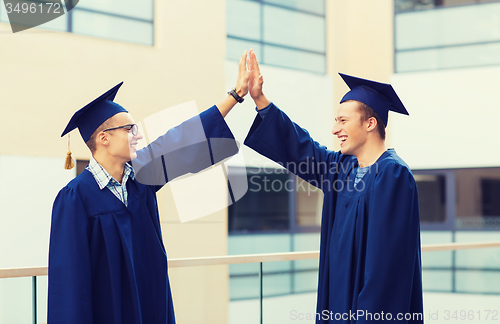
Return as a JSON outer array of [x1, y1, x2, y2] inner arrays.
[[228, 88, 244, 103]]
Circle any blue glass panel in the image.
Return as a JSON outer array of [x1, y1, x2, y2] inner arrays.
[[37, 11, 67, 32], [77, 0, 153, 20], [229, 234, 291, 274], [396, 43, 500, 72], [263, 5, 325, 52], [72, 9, 153, 45], [293, 233, 320, 251], [293, 233, 320, 270], [262, 291, 318, 323], [229, 297, 260, 323], [0, 1, 67, 31], [230, 274, 261, 299], [263, 44, 325, 73], [422, 270, 453, 291], [455, 231, 500, 242], [264, 0, 324, 15], [456, 247, 500, 269], [0, 1, 9, 22], [228, 234, 291, 255], [227, 0, 260, 40], [263, 272, 292, 296], [456, 270, 500, 293], [293, 270, 318, 293], [227, 38, 262, 62], [421, 231, 453, 268], [396, 48, 440, 72], [455, 231, 500, 269], [263, 259, 291, 273], [438, 43, 500, 69], [37, 276, 48, 324], [0, 277, 32, 323], [231, 262, 262, 276], [396, 3, 500, 50]]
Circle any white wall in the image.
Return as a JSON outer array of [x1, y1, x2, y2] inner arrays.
[[0, 155, 74, 324], [0, 155, 75, 268], [390, 66, 500, 169]]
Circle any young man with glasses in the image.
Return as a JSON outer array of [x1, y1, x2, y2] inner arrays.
[[48, 52, 250, 324]]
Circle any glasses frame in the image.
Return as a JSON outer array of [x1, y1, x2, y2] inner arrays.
[[102, 124, 138, 136]]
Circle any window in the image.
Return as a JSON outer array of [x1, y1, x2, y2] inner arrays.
[[395, 0, 500, 13], [0, 0, 154, 45], [394, 0, 500, 72], [227, 167, 323, 234], [228, 167, 290, 232], [227, 166, 322, 301], [415, 167, 500, 230], [226, 0, 326, 74], [481, 179, 500, 216], [76, 159, 89, 176], [455, 168, 500, 229], [414, 174, 446, 223]]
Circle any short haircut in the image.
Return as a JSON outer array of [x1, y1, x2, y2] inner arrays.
[[85, 115, 116, 154], [356, 101, 386, 140]]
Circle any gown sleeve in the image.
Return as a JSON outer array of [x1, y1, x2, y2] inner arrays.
[[356, 162, 422, 323], [132, 105, 238, 189], [47, 187, 93, 324], [244, 102, 340, 191]]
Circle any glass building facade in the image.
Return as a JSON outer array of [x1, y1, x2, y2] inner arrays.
[[0, 0, 154, 45], [226, 0, 326, 73], [395, 0, 500, 72]]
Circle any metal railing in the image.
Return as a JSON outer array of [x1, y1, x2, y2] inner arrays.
[[2, 241, 500, 324]]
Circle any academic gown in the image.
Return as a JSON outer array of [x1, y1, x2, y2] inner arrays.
[[244, 103, 423, 323], [48, 106, 238, 324]]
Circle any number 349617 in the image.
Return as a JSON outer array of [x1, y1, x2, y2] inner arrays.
[[5, 2, 62, 14]]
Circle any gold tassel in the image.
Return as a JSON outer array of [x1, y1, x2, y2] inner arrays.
[[64, 134, 75, 170]]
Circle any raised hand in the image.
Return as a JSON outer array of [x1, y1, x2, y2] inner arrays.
[[234, 51, 251, 98], [216, 51, 252, 118], [248, 49, 270, 109]]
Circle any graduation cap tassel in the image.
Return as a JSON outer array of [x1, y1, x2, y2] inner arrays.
[[64, 134, 75, 170]]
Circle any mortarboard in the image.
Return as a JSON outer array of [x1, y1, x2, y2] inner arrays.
[[62, 82, 128, 142], [61, 82, 128, 169], [339, 73, 408, 127]]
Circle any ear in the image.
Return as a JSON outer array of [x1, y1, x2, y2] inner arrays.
[[97, 131, 110, 147], [366, 116, 377, 132]]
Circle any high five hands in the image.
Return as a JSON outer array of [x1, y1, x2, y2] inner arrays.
[[218, 50, 270, 117], [233, 50, 271, 110], [247, 49, 271, 109]]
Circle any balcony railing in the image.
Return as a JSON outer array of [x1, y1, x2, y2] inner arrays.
[[2, 241, 500, 324]]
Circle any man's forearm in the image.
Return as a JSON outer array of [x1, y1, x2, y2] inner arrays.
[[217, 91, 243, 118]]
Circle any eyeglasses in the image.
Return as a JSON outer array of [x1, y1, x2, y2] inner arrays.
[[103, 124, 138, 136]]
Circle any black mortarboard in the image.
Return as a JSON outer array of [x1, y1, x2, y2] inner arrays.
[[61, 82, 128, 143], [339, 73, 408, 127]]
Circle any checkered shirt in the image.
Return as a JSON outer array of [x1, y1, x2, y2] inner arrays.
[[86, 156, 135, 207]]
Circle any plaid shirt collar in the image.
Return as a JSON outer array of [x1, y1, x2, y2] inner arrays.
[[86, 156, 135, 190]]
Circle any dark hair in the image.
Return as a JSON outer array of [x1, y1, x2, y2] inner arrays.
[[85, 116, 115, 154], [356, 101, 386, 140]]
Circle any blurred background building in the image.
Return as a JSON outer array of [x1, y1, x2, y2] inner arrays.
[[1, 0, 500, 323]]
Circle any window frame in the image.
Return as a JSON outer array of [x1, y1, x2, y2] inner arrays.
[[226, 0, 326, 74]]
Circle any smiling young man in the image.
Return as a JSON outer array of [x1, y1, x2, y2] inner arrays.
[[244, 50, 423, 323], [47, 52, 250, 324]]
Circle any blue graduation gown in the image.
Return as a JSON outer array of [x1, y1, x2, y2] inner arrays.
[[48, 106, 238, 324], [244, 103, 423, 323]]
